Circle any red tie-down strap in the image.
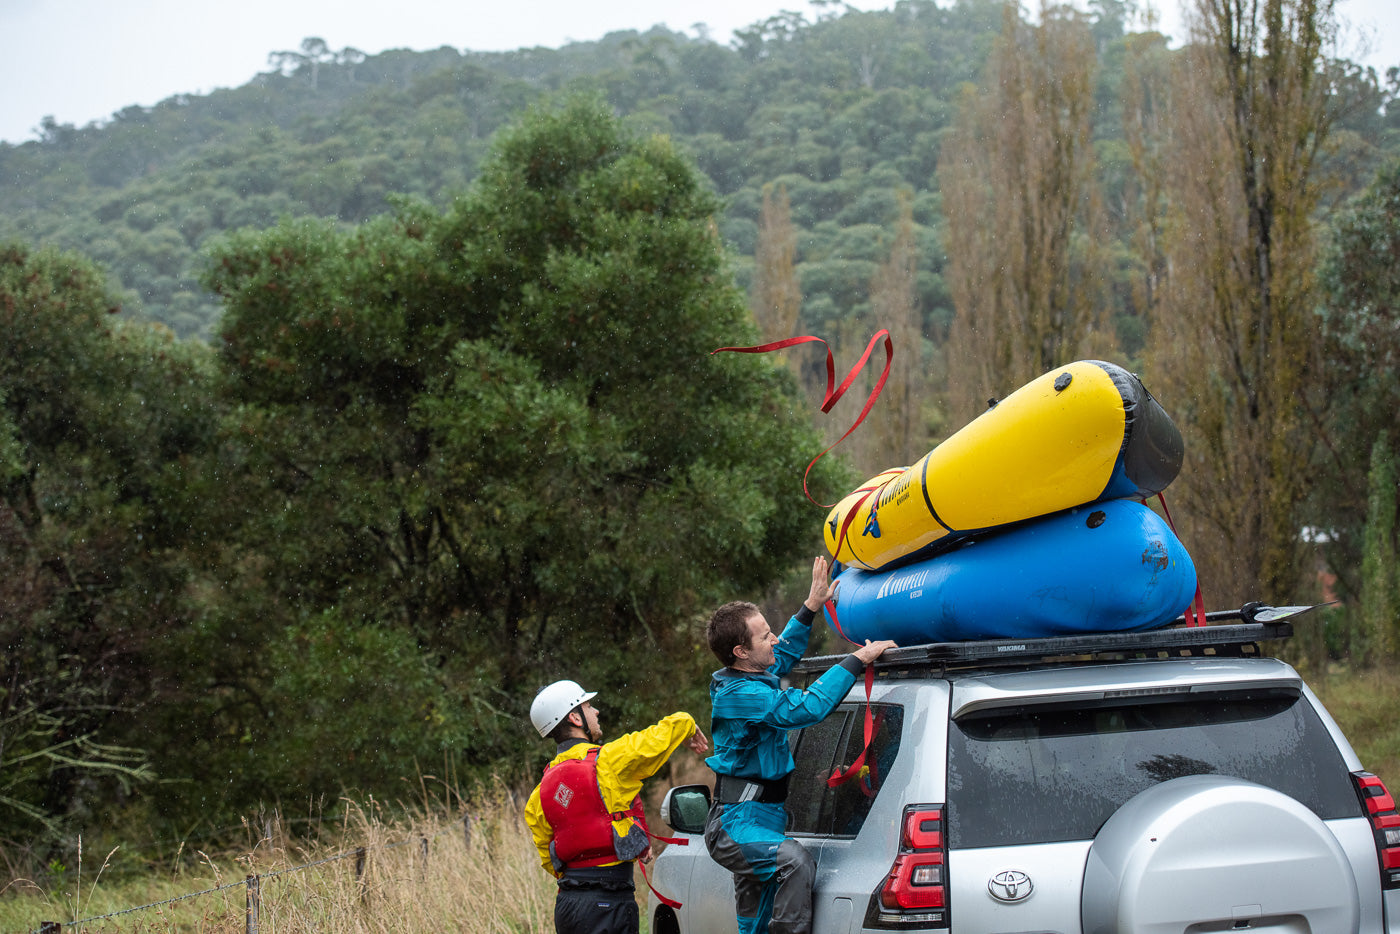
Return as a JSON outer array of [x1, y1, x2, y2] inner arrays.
[[712, 331, 893, 508], [828, 664, 876, 789], [828, 470, 900, 576], [619, 796, 686, 908], [823, 596, 881, 793], [858, 707, 889, 798], [1154, 492, 1208, 627]]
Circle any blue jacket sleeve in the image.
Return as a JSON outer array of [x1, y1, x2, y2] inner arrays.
[[768, 605, 817, 679], [766, 656, 860, 728], [715, 655, 861, 731]]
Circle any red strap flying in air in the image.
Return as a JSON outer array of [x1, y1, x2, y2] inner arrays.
[[712, 331, 893, 508]]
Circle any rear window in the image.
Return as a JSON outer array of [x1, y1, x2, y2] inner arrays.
[[787, 703, 904, 837], [946, 690, 1360, 848]]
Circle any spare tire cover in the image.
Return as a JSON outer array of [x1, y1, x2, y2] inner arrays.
[[1082, 774, 1359, 934]]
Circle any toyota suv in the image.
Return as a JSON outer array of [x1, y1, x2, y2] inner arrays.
[[648, 607, 1400, 933]]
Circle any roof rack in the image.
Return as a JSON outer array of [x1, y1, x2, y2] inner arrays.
[[790, 604, 1311, 679]]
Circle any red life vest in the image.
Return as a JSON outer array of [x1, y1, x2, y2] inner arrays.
[[540, 746, 646, 869]]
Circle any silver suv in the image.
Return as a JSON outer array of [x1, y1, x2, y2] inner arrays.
[[649, 610, 1400, 933]]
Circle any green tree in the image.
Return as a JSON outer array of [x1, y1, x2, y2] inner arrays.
[[0, 242, 213, 842], [1313, 158, 1400, 606], [248, 610, 475, 800], [268, 37, 337, 90], [201, 97, 845, 777]]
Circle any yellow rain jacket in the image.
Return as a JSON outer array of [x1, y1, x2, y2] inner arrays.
[[525, 711, 698, 878]]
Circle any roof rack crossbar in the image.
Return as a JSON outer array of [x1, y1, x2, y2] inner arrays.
[[790, 620, 1294, 678]]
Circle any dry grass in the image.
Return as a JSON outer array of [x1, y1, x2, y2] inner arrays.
[[7, 665, 1399, 933], [0, 790, 557, 933]]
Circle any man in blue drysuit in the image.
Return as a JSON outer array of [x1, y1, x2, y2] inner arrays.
[[703, 556, 896, 934]]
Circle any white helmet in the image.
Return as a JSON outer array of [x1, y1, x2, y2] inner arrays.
[[530, 680, 597, 737]]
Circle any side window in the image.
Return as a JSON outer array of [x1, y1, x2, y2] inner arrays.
[[787, 704, 905, 836], [830, 705, 905, 836], [787, 712, 849, 834]]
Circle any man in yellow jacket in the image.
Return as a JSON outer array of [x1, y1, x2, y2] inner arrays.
[[525, 679, 709, 934]]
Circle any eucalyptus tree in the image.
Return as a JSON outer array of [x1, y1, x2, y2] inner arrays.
[[1310, 158, 1400, 646]]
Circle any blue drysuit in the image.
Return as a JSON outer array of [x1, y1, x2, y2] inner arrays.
[[704, 604, 864, 934]]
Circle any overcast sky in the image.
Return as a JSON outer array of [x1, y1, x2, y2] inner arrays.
[[1, 0, 1396, 146]]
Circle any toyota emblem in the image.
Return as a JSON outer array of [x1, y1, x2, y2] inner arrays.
[[988, 869, 1033, 902]]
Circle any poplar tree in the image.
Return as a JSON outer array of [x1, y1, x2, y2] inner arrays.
[[751, 182, 802, 344], [1144, 0, 1337, 606], [938, 2, 1112, 428], [862, 189, 928, 470], [1358, 439, 1397, 663]]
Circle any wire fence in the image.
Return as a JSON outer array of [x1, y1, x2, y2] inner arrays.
[[24, 813, 478, 934]]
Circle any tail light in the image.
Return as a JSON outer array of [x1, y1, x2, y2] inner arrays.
[[865, 804, 948, 929], [1352, 771, 1400, 889]]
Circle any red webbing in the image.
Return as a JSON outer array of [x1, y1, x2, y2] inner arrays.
[[626, 800, 684, 908], [827, 665, 876, 788], [712, 331, 893, 507], [639, 858, 681, 909], [819, 596, 876, 790], [1155, 492, 1208, 627]]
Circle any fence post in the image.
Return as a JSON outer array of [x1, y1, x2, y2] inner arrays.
[[246, 873, 260, 934], [462, 813, 472, 850], [419, 835, 429, 878], [355, 845, 367, 902]]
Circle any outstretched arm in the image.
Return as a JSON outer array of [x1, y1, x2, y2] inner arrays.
[[602, 711, 702, 784]]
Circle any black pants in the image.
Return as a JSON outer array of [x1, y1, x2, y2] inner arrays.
[[555, 864, 638, 934]]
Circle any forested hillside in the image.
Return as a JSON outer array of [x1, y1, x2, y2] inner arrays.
[[3, 2, 1395, 368], [4, 0, 1400, 868], [3, 0, 1363, 343]]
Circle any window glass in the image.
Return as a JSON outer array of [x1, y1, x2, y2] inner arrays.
[[787, 712, 848, 834], [946, 690, 1360, 849], [786, 704, 905, 836], [830, 705, 905, 836]]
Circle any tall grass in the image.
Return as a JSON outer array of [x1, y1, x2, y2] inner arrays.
[[5, 664, 1399, 932], [0, 789, 557, 933], [1310, 666, 1400, 786]]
